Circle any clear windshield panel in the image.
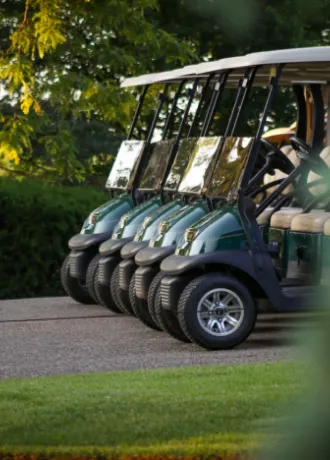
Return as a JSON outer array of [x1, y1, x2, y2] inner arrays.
[[206, 137, 253, 200], [105, 140, 145, 190], [138, 139, 177, 190], [164, 138, 198, 191], [178, 137, 222, 195]]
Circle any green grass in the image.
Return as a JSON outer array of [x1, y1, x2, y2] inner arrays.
[[0, 363, 302, 456]]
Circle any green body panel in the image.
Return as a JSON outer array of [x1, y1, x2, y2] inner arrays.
[[321, 236, 330, 284], [268, 227, 290, 277], [111, 196, 162, 240], [150, 200, 209, 248], [175, 205, 248, 256], [287, 232, 323, 283], [80, 194, 134, 235], [133, 199, 184, 243]]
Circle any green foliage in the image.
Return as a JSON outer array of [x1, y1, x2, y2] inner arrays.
[[0, 178, 108, 299], [1, 0, 330, 183], [0, 0, 192, 182]]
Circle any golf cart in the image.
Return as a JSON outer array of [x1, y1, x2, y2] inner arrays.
[[93, 71, 207, 312], [114, 70, 240, 325], [158, 47, 330, 350], [131, 59, 312, 339], [123, 62, 297, 332], [61, 68, 190, 305]]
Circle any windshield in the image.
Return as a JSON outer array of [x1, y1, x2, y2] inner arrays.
[[178, 137, 222, 195], [105, 140, 145, 190], [206, 136, 253, 200], [138, 139, 177, 190], [164, 138, 198, 191]]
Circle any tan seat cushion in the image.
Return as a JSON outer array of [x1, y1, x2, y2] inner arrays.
[[324, 218, 330, 236], [291, 210, 330, 233], [270, 208, 303, 229], [257, 207, 274, 225]]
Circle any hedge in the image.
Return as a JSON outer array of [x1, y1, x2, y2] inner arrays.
[[0, 178, 108, 300]]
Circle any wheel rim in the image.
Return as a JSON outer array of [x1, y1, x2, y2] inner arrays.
[[197, 288, 244, 337]]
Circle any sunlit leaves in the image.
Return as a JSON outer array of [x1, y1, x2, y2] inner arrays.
[[0, 0, 191, 183], [0, 115, 34, 165]]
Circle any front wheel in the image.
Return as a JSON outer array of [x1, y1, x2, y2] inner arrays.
[[60, 254, 96, 305], [130, 274, 161, 331], [178, 273, 257, 350], [154, 286, 190, 343], [95, 264, 123, 314], [147, 271, 164, 328], [86, 254, 102, 303], [111, 265, 133, 315]]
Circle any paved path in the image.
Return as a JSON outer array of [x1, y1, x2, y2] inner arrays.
[[0, 297, 310, 379]]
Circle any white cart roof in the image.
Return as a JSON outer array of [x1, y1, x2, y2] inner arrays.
[[193, 47, 330, 85], [121, 67, 196, 88], [121, 47, 330, 89]]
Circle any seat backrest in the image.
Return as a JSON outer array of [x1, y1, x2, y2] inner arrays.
[[307, 146, 330, 198], [324, 218, 330, 236]]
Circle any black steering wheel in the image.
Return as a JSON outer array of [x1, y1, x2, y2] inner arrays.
[[260, 138, 295, 175], [290, 137, 311, 155], [290, 136, 330, 177]]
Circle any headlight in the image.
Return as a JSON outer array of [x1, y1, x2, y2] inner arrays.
[[158, 222, 169, 234], [184, 228, 198, 242], [119, 215, 129, 228], [142, 216, 152, 230], [88, 213, 98, 224]]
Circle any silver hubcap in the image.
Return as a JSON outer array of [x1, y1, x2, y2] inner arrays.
[[197, 288, 244, 337]]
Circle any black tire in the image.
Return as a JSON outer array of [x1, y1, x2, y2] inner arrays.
[[130, 274, 161, 331], [178, 273, 257, 350], [117, 279, 135, 316], [86, 254, 101, 303], [111, 265, 132, 315], [60, 254, 96, 305], [147, 271, 164, 328], [154, 285, 190, 343], [129, 272, 137, 311], [95, 264, 123, 314]]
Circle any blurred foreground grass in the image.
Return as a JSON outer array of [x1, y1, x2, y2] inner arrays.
[[0, 363, 302, 456]]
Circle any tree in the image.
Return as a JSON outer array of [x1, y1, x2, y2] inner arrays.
[[156, 0, 330, 134], [0, 0, 192, 182], [2, 0, 330, 184]]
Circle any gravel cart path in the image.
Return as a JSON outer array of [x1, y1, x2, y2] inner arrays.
[[0, 297, 308, 379]]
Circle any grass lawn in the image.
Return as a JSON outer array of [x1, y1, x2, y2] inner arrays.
[[0, 362, 303, 457]]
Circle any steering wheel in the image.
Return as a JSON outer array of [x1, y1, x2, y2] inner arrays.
[[290, 137, 311, 155], [290, 136, 330, 177], [260, 138, 295, 175]]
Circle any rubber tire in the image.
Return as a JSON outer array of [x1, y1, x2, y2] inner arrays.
[[60, 254, 96, 305], [94, 264, 123, 314], [154, 284, 190, 343], [147, 271, 164, 328], [130, 274, 161, 331], [86, 254, 101, 303], [178, 273, 257, 350], [129, 272, 137, 311], [111, 265, 132, 315]]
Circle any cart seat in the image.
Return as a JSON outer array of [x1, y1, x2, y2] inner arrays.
[[291, 210, 330, 233], [323, 218, 330, 236], [270, 208, 303, 229], [256, 207, 274, 225], [307, 146, 330, 197]]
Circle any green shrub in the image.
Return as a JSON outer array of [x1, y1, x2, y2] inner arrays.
[[0, 178, 108, 299]]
